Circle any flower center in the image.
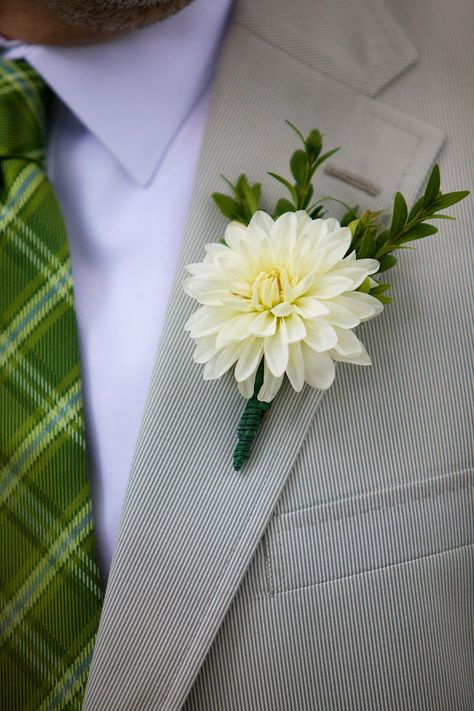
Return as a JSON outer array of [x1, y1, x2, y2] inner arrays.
[[252, 266, 290, 309]]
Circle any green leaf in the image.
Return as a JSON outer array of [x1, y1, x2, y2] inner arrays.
[[305, 129, 322, 159], [428, 214, 455, 220], [370, 282, 390, 296], [212, 192, 241, 221], [220, 175, 238, 196], [422, 164, 440, 207], [313, 147, 340, 171], [341, 206, 360, 226], [302, 183, 314, 209], [389, 192, 408, 238], [397, 223, 438, 244], [431, 190, 470, 211], [268, 172, 298, 204], [235, 174, 250, 200], [290, 149, 309, 185], [357, 227, 376, 259], [274, 198, 295, 216], [285, 120, 306, 145], [241, 180, 261, 215], [378, 254, 397, 273], [310, 204, 325, 219], [358, 277, 372, 294], [375, 229, 391, 249], [407, 194, 425, 222], [376, 294, 393, 305]]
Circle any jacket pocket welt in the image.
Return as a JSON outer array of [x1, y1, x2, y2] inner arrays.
[[264, 469, 472, 595]]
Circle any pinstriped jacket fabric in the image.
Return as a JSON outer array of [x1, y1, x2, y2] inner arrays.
[[83, 0, 474, 708]]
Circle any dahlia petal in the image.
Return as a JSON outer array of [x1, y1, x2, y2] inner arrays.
[[270, 212, 297, 261], [333, 327, 363, 356], [286, 342, 305, 392], [271, 302, 293, 317], [185, 272, 229, 289], [184, 306, 206, 331], [225, 222, 248, 249], [186, 307, 232, 337], [335, 292, 383, 320], [264, 327, 289, 377], [214, 342, 244, 378], [183, 281, 229, 306], [302, 345, 335, 390], [238, 368, 258, 399], [295, 210, 313, 234], [295, 232, 315, 261], [248, 311, 277, 337], [290, 274, 314, 299], [238, 239, 262, 273], [304, 320, 338, 352], [235, 338, 264, 382], [310, 275, 353, 300], [331, 344, 371, 365], [249, 210, 274, 233], [220, 312, 260, 343], [193, 336, 220, 364], [293, 297, 328, 319], [324, 218, 341, 233], [297, 247, 323, 275], [204, 242, 230, 258], [270, 278, 280, 306], [258, 359, 284, 402], [356, 258, 380, 275], [186, 262, 222, 277], [220, 295, 254, 312], [316, 229, 352, 272], [282, 312, 306, 343], [329, 266, 372, 289], [203, 354, 220, 380], [300, 218, 328, 247], [323, 302, 360, 329], [260, 279, 274, 309]]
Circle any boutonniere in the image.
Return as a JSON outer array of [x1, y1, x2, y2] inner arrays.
[[184, 123, 469, 470]]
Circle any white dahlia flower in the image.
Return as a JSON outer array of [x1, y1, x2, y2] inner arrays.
[[184, 211, 383, 402]]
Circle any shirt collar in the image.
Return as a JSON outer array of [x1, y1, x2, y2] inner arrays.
[[9, 0, 233, 185]]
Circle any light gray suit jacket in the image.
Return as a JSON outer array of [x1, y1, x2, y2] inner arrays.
[[83, 0, 473, 708]]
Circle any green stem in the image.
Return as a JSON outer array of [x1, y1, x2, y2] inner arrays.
[[233, 363, 271, 471]]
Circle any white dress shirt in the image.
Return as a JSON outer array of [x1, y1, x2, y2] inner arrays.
[[1, 0, 233, 581]]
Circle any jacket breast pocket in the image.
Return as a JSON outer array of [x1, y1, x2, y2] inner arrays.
[[262, 469, 472, 596]]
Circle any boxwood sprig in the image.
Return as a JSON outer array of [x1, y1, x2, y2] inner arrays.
[[212, 125, 469, 308], [346, 164, 469, 303]]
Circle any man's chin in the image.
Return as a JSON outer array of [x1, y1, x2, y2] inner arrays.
[[0, 0, 195, 47]]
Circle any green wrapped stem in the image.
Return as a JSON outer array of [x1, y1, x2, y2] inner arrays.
[[233, 362, 272, 471]]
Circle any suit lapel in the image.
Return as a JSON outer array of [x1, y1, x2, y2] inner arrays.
[[83, 4, 444, 709]]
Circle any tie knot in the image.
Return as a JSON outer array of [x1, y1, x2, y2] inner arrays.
[[0, 59, 51, 164]]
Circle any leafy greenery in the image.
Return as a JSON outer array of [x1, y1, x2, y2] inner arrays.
[[212, 124, 470, 307], [212, 174, 262, 225], [270, 122, 339, 216], [346, 164, 469, 303]]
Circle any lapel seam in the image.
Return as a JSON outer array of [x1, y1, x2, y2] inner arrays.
[[234, 0, 417, 96], [232, 20, 356, 94]]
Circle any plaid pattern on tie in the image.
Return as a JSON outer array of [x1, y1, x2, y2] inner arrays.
[[0, 60, 103, 710]]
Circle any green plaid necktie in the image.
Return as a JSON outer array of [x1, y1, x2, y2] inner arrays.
[[0, 60, 103, 710]]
